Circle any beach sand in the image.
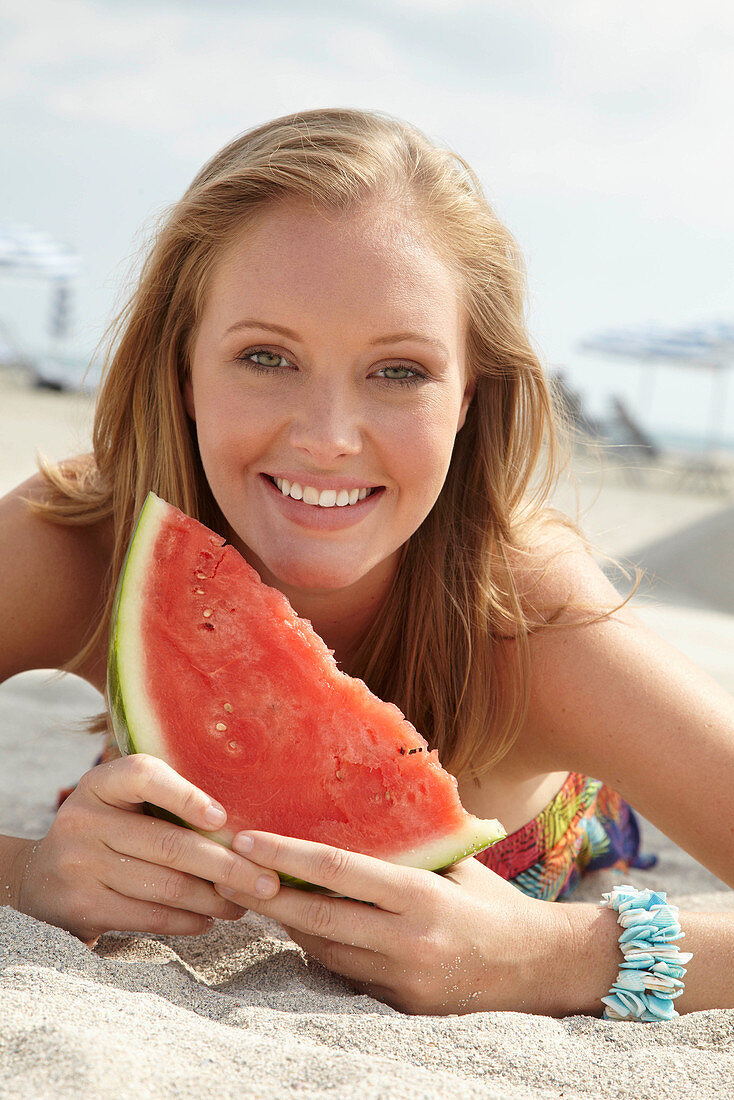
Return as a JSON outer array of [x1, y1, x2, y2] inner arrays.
[[1, 367, 733, 1098]]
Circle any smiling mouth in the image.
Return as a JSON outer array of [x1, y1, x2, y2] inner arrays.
[[265, 475, 382, 508]]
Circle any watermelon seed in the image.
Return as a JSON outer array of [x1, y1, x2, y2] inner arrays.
[[196, 572, 206, 579], [335, 771, 342, 779], [202, 622, 214, 631], [216, 722, 227, 732], [399, 747, 405, 755], [203, 608, 213, 618], [223, 702, 234, 713], [227, 740, 238, 752], [195, 587, 204, 595], [385, 791, 392, 801]]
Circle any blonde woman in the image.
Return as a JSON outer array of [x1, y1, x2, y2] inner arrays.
[[1, 108, 732, 1019]]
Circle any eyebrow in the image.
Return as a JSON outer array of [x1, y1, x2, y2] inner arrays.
[[223, 319, 449, 358]]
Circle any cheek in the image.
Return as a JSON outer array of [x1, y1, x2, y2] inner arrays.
[[191, 394, 262, 485], [393, 404, 460, 501]]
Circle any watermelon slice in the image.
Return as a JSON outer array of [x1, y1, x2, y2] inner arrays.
[[107, 493, 505, 890]]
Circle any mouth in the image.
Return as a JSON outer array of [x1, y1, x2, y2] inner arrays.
[[264, 475, 384, 508]]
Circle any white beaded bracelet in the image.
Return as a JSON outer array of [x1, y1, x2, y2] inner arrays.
[[600, 884, 693, 1022]]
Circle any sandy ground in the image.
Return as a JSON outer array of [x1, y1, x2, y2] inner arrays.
[[1, 367, 733, 1098]]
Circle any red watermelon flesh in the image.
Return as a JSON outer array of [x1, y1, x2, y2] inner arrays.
[[108, 493, 504, 877]]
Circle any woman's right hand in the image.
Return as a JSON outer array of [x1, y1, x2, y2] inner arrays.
[[13, 753, 254, 944]]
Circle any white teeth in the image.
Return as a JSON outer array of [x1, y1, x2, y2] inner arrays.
[[273, 477, 376, 507]]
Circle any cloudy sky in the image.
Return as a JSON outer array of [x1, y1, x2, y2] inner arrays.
[[2, 0, 734, 442]]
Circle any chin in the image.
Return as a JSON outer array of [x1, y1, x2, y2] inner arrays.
[[241, 543, 365, 594], [267, 559, 362, 593]]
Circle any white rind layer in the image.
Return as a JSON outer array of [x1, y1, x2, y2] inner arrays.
[[386, 817, 506, 869], [109, 493, 172, 760]]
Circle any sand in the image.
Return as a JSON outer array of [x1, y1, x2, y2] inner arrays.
[[1, 367, 733, 1098]]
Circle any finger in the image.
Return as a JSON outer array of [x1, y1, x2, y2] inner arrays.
[[82, 754, 228, 833], [98, 808, 280, 903], [100, 849, 246, 921], [216, 876, 398, 956], [286, 925, 389, 985], [283, 923, 400, 1008], [226, 831, 423, 914], [90, 887, 219, 938], [347, 977, 403, 1010]]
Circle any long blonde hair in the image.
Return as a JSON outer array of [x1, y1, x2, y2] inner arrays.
[[37, 107, 569, 779]]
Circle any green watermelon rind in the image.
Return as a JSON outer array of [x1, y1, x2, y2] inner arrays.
[[107, 492, 507, 895], [141, 806, 505, 897]]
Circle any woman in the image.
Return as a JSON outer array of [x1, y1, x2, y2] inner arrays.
[[1, 107, 732, 1018]]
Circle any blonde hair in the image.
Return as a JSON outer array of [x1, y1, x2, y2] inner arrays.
[[37, 106, 570, 779]]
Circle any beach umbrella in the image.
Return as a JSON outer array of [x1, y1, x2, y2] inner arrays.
[[0, 221, 80, 281], [579, 320, 734, 451], [0, 221, 80, 356]]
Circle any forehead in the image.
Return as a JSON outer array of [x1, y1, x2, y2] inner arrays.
[[200, 198, 465, 338]]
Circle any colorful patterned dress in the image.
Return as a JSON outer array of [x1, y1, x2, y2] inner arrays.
[[474, 771, 656, 901]]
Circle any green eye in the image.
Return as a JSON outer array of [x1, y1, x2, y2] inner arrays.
[[250, 351, 284, 368], [376, 365, 423, 387]]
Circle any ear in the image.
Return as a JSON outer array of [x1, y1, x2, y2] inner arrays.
[[183, 379, 196, 421], [457, 377, 476, 432]]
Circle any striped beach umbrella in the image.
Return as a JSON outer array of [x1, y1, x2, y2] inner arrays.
[[579, 319, 734, 450], [581, 322, 734, 365]]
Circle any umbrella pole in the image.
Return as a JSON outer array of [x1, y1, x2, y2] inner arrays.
[[706, 364, 728, 454], [638, 358, 657, 416]]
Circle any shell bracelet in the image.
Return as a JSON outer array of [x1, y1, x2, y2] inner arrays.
[[600, 884, 693, 1022]]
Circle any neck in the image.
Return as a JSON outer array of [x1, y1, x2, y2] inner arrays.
[[287, 572, 393, 675]]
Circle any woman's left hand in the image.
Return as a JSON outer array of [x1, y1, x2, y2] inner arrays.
[[213, 831, 564, 1015]]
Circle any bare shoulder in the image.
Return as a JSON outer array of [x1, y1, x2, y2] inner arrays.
[[504, 516, 734, 883], [506, 515, 633, 626], [0, 468, 113, 685]]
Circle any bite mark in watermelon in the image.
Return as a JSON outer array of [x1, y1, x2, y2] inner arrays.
[[107, 493, 505, 890]]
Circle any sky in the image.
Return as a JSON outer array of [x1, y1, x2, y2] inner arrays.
[[2, 0, 734, 444]]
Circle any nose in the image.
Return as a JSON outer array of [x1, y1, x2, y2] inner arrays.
[[287, 382, 363, 463]]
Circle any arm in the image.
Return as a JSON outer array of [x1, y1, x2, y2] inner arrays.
[[516, 535, 734, 887], [553, 902, 734, 1016], [0, 472, 113, 686], [503, 532, 734, 1015], [202, 825, 734, 1017], [0, 470, 108, 904]]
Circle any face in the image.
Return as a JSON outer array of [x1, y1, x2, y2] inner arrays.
[[185, 198, 474, 603]]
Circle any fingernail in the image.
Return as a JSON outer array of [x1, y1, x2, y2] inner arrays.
[[205, 803, 226, 827], [217, 884, 235, 898], [256, 875, 278, 898], [232, 833, 254, 855]]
